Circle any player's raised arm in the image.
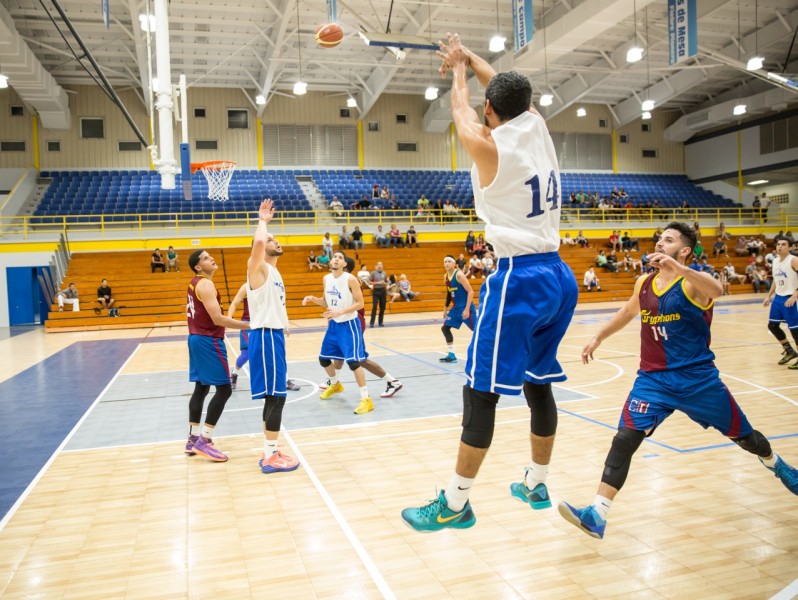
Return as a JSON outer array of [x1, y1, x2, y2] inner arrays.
[[248, 199, 275, 289]]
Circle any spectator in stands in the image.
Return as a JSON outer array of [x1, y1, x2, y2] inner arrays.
[[723, 261, 746, 284], [689, 257, 702, 272], [734, 236, 748, 256], [417, 194, 430, 212], [607, 250, 620, 272], [151, 248, 166, 273], [322, 232, 334, 259], [380, 186, 390, 200], [713, 237, 728, 259], [375, 225, 389, 248], [751, 267, 771, 294], [97, 279, 117, 316], [464, 231, 476, 253], [389, 224, 404, 248], [351, 226, 364, 250], [583, 267, 601, 292], [575, 231, 589, 248], [640, 251, 653, 274], [692, 221, 701, 239], [718, 268, 731, 296], [621, 251, 642, 274], [406, 225, 419, 248], [386, 274, 401, 304], [433, 199, 444, 221], [618, 188, 628, 200], [652, 227, 663, 245], [467, 255, 482, 279], [766, 248, 778, 267], [357, 264, 371, 285], [388, 195, 400, 210], [456, 254, 467, 270], [329, 196, 345, 216], [307, 249, 324, 271], [717, 222, 730, 241], [317, 253, 330, 268], [621, 231, 640, 251], [680, 200, 691, 212], [472, 234, 486, 258], [562, 233, 576, 246], [610, 187, 620, 200], [568, 192, 577, 205], [359, 196, 372, 209], [443, 199, 459, 222], [57, 282, 80, 312], [608, 230, 620, 252], [481, 252, 495, 277], [752, 194, 762, 221], [745, 258, 758, 282], [596, 249, 616, 272], [398, 274, 418, 301], [762, 194, 772, 223], [372, 184, 381, 199], [166, 246, 180, 272], [700, 258, 714, 274], [340, 226, 351, 249], [693, 239, 705, 260]]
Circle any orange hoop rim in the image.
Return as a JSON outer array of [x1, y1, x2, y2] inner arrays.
[[190, 160, 236, 175]]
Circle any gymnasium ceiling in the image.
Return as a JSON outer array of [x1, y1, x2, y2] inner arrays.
[[2, 0, 797, 136]]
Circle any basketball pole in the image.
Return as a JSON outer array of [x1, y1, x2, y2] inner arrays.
[[153, 0, 177, 190], [179, 74, 192, 200]]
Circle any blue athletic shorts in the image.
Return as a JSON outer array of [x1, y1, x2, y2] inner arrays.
[[445, 303, 477, 330], [465, 252, 578, 395], [620, 363, 753, 438], [769, 295, 798, 329], [320, 318, 367, 362], [188, 334, 231, 386], [249, 328, 287, 399]]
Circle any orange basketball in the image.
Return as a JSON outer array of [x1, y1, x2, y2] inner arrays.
[[315, 23, 344, 48]]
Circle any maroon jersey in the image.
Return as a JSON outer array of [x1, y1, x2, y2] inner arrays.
[[242, 297, 250, 321], [187, 275, 225, 338]]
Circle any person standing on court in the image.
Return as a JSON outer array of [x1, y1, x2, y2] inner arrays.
[[558, 223, 798, 539], [185, 249, 249, 462], [439, 255, 476, 363], [763, 235, 798, 368], [402, 33, 578, 531], [246, 199, 300, 474], [369, 261, 388, 327]]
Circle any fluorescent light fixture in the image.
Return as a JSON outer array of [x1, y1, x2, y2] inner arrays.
[[641, 99, 655, 111], [386, 46, 406, 62], [139, 14, 156, 32], [626, 46, 644, 63], [347, 96, 357, 108], [748, 179, 769, 185], [746, 56, 764, 71], [0, 74, 7, 89], [576, 107, 586, 117], [255, 94, 266, 105], [539, 94, 553, 106], [733, 103, 747, 116], [766, 71, 798, 91], [293, 81, 307, 95], [357, 30, 438, 51], [425, 86, 439, 100], [489, 35, 506, 53], [642, 111, 652, 120]]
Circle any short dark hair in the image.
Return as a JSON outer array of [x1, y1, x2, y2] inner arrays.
[[343, 255, 355, 273], [189, 249, 205, 274], [664, 221, 697, 251], [774, 235, 790, 246], [485, 71, 531, 121]]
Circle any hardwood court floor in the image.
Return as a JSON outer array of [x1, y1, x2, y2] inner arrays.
[[0, 296, 796, 600]]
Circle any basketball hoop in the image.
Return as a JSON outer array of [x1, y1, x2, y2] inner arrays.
[[190, 160, 236, 201]]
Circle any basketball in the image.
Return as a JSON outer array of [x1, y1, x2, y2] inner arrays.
[[315, 23, 344, 48]]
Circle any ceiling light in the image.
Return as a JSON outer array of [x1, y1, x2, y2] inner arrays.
[[733, 103, 746, 116], [641, 99, 655, 111], [347, 96, 357, 108], [293, 81, 307, 95], [576, 107, 586, 117], [138, 14, 156, 32], [255, 94, 266, 105], [539, 94, 553, 106], [746, 56, 764, 71], [626, 46, 644, 63], [748, 179, 769, 185], [425, 86, 439, 100], [0, 74, 8, 89], [642, 111, 652, 120], [489, 35, 506, 53]]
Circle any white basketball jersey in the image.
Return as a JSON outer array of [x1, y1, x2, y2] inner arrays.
[[324, 272, 357, 323], [470, 110, 561, 258], [247, 263, 289, 329], [771, 255, 798, 297]]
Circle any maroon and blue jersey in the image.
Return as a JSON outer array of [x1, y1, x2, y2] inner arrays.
[[638, 273, 715, 372], [241, 297, 250, 321], [187, 275, 225, 338]]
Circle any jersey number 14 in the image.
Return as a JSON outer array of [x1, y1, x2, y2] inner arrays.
[[525, 170, 559, 218]]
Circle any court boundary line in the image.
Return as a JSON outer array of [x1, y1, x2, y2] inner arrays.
[[769, 578, 798, 600]]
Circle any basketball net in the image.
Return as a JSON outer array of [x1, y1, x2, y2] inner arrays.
[[191, 161, 236, 201]]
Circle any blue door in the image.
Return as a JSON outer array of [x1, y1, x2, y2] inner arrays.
[[6, 267, 45, 325]]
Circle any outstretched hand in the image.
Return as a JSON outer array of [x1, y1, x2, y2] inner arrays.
[[258, 198, 275, 223], [436, 32, 469, 78]]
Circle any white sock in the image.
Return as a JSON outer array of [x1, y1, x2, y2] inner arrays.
[[264, 438, 278, 456], [525, 462, 549, 488], [382, 372, 396, 383], [190, 425, 200, 436], [444, 473, 474, 512], [593, 495, 613, 520], [330, 374, 339, 385], [761, 453, 778, 468], [447, 344, 454, 354], [230, 367, 238, 376], [200, 425, 214, 439], [360, 386, 370, 399]]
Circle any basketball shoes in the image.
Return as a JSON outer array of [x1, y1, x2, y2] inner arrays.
[[320, 381, 344, 399], [185, 434, 198, 456], [354, 396, 374, 414], [380, 380, 403, 398], [192, 436, 228, 462], [510, 473, 552, 510], [761, 456, 798, 495], [260, 451, 300, 474], [401, 490, 476, 532], [557, 501, 606, 539]]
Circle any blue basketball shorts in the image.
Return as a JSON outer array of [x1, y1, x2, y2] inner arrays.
[[620, 363, 753, 438], [444, 303, 477, 330], [769, 295, 798, 329], [465, 252, 578, 395], [320, 318, 367, 362], [188, 334, 231, 386], [249, 328, 287, 399]]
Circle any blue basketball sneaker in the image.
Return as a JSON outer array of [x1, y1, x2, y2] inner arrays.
[[510, 479, 552, 509], [401, 490, 476, 532], [761, 456, 798, 495], [557, 501, 606, 539], [439, 353, 457, 363]]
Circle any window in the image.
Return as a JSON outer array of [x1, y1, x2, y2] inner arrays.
[[195, 140, 219, 150], [368, 122, 380, 132], [396, 114, 408, 124], [641, 123, 651, 133], [397, 142, 417, 152], [227, 108, 249, 129], [339, 108, 351, 118], [598, 118, 607, 128], [0, 141, 26, 152], [47, 141, 61, 152], [118, 141, 143, 151], [619, 134, 629, 144], [80, 118, 105, 139], [194, 107, 206, 118], [10, 105, 24, 117], [642, 148, 658, 158]]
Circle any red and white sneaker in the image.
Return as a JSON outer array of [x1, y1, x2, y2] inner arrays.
[[380, 380, 403, 398], [259, 451, 300, 473]]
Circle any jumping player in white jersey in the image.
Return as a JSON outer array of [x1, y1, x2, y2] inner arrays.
[[302, 251, 375, 415], [763, 235, 798, 368], [246, 199, 299, 474], [402, 33, 578, 531]]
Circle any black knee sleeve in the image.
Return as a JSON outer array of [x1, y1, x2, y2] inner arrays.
[[524, 381, 557, 437], [188, 383, 211, 423], [263, 395, 286, 432], [319, 357, 332, 368], [601, 427, 646, 491], [441, 325, 454, 344], [460, 386, 499, 449], [768, 321, 787, 341], [346, 360, 361, 371], [204, 384, 232, 426], [732, 430, 772, 458], [790, 328, 798, 345]]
